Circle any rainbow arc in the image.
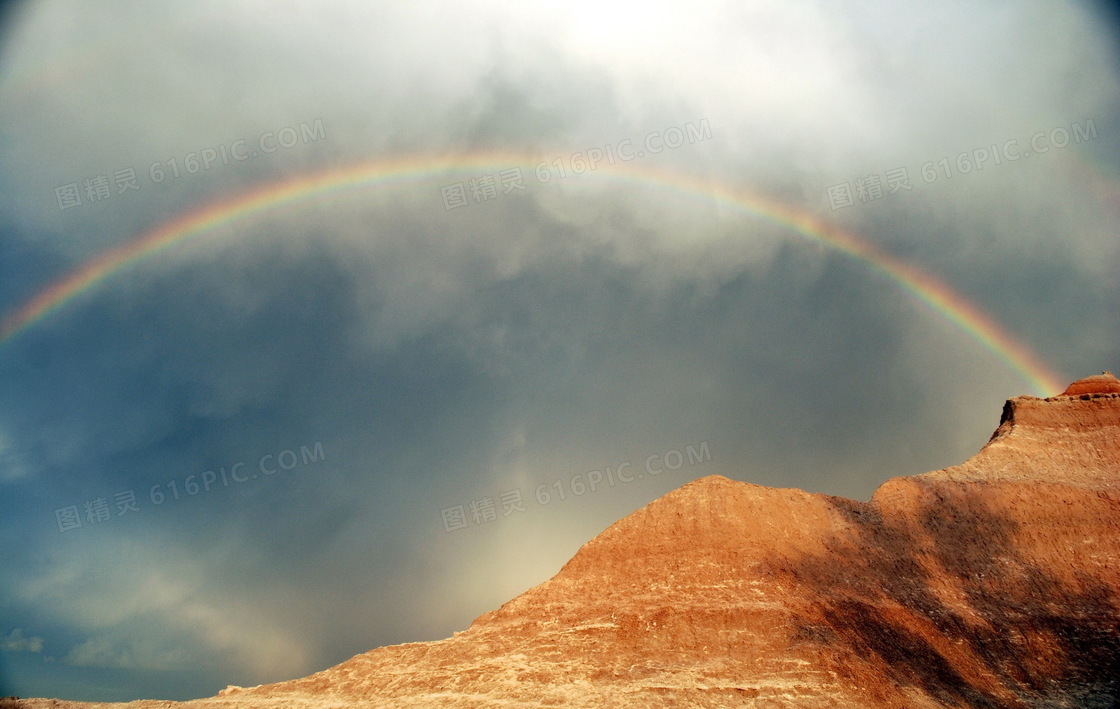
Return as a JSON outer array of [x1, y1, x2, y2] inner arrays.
[[0, 154, 1065, 396]]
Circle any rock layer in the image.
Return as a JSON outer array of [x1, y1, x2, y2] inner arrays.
[[13, 376, 1120, 708], [1060, 370, 1120, 396]]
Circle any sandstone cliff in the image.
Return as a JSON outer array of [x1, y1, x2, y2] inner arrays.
[[11, 374, 1120, 708]]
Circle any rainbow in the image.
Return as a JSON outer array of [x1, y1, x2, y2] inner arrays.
[[0, 153, 1066, 396]]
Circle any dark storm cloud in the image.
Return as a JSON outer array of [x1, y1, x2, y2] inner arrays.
[[1, 0, 1118, 701]]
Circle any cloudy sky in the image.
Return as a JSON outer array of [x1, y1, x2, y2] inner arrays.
[[0, 0, 1117, 701]]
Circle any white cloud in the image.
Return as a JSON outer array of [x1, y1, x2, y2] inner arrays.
[[0, 428, 29, 483], [63, 635, 177, 670], [16, 533, 309, 679], [1, 0, 1117, 701], [1, 627, 44, 653]]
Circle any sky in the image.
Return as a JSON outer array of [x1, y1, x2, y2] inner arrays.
[[0, 0, 1117, 702]]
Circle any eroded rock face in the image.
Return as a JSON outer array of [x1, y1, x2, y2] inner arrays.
[[236, 376, 1117, 708], [19, 376, 1120, 708], [1060, 371, 1120, 396]]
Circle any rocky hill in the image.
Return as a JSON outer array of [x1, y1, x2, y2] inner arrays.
[[10, 373, 1120, 708]]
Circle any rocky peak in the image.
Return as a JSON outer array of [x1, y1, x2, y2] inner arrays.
[[922, 374, 1120, 487], [1060, 370, 1120, 396], [20, 375, 1120, 709]]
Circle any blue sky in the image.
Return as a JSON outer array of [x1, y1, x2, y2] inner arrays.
[[1, 0, 1118, 701]]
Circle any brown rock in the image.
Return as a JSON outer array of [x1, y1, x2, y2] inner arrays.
[[242, 375, 1119, 707], [19, 376, 1120, 708], [1060, 371, 1120, 396]]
